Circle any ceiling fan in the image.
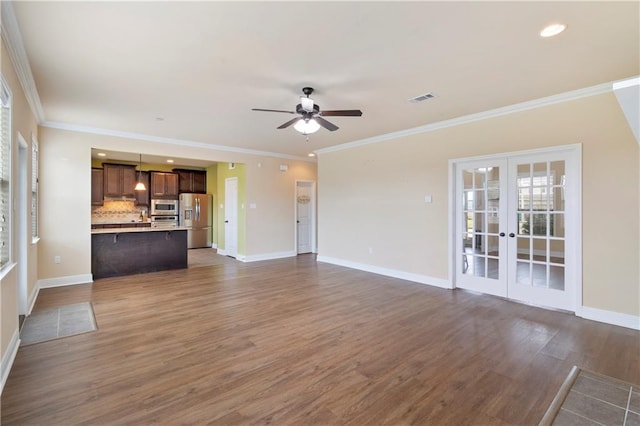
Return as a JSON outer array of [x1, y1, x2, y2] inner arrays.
[[252, 87, 362, 135]]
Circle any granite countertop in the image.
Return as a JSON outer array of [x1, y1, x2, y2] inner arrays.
[[92, 220, 152, 225], [91, 226, 189, 235]]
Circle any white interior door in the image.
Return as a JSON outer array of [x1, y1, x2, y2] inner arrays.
[[507, 153, 575, 310], [454, 146, 579, 311], [224, 177, 238, 258], [296, 181, 313, 254], [456, 159, 508, 297]]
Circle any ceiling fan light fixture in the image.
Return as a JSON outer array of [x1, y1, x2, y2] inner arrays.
[[294, 118, 320, 135]]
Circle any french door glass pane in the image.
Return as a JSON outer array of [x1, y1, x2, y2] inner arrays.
[[487, 258, 499, 279], [517, 237, 530, 260], [517, 261, 530, 285], [550, 266, 565, 290], [463, 170, 473, 189]]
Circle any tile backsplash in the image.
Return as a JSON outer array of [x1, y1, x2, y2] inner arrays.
[[92, 201, 147, 224]]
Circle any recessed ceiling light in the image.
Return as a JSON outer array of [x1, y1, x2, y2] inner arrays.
[[308, 153, 316, 157], [97, 152, 106, 157], [166, 159, 174, 163], [540, 23, 567, 38]]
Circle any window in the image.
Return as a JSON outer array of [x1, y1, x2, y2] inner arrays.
[[32, 137, 39, 241], [1, 76, 12, 268]]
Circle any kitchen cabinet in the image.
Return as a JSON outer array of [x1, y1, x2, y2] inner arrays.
[[174, 169, 207, 194], [91, 168, 104, 205], [150, 172, 179, 199], [135, 171, 150, 206], [103, 163, 137, 198]]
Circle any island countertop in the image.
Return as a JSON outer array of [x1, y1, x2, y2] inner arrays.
[[91, 226, 189, 235]]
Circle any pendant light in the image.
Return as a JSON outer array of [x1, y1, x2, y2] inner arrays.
[[134, 154, 146, 191]]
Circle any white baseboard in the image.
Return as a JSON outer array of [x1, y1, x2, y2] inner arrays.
[[316, 255, 453, 289], [211, 242, 218, 249], [1, 329, 20, 395], [239, 251, 297, 263], [217, 249, 228, 256], [37, 274, 93, 289], [578, 306, 640, 330], [26, 285, 40, 315]]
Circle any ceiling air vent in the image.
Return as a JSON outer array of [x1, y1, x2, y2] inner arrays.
[[409, 92, 437, 103]]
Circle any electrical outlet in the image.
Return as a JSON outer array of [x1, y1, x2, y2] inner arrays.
[[54, 256, 61, 264], [368, 247, 373, 254]]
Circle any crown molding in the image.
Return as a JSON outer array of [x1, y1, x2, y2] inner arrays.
[[0, 0, 45, 123], [41, 121, 316, 162], [315, 81, 614, 155]]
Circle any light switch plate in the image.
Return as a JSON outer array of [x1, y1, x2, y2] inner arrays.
[[424, 195, 432, 203]]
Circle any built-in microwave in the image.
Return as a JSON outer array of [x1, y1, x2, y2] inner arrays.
[[150, 199, 178, 216]]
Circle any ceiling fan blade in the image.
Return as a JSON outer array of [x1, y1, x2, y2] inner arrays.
[[252, 108, 296, 114], [319, 109, 363, 117], [277, 117, 301, 129], [315, 116, 339, 131]]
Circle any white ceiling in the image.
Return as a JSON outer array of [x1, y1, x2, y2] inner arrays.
[[7, 1, 640, 160]]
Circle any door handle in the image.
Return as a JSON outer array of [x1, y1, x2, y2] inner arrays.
[[509, 233, 515, 238], [225, 220, 229, 223], [499, 232, 505, 237]]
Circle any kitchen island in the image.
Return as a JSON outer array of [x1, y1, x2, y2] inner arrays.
[[91, 227, 188, 279]]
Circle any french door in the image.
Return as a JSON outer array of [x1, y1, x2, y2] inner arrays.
[[454, 147, 579, 311]]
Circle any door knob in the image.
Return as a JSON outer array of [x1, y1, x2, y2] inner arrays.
[[225, 220, 229, 223], [509, 233, 515, 238], [499, 232, 505, 237]]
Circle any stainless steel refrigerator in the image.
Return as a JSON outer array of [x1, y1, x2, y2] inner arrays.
[[179, 193, 212, 249]]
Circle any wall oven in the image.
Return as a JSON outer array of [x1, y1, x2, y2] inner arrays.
[[150, 199, 178, 216], [150, 215, 178, 228]]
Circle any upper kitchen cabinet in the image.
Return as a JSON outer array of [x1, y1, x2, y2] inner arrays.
[[150, 171, 179, 199], [134, 171, 150, 206], [91, 168, 104, 206], [103, 163, 137, 198], [174, 169, 206, 194]]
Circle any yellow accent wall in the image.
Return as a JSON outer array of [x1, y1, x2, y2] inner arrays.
[[206, 164, 218, 246], [216, 163, 246, 255]]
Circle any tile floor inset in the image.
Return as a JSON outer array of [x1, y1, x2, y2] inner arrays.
[[548, 368, 640, 426], [20, 302, 97, 345]]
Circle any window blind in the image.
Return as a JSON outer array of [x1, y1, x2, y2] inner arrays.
[[32, 138, 38, 240], [1, 78, 11, 267]]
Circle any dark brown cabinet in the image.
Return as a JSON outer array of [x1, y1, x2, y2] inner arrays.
[[150, 172, 179, 199], [134, 171, 150, 206], [174, 169, 207, 194], [103, 163, 137, 198], [91, 168, 104, 205]]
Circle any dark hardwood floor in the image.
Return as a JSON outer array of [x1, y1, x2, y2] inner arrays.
[[2, 250, 638, 424]]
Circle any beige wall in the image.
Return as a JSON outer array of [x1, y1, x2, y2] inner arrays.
[[1, 39, 39, 370], [37, 127, 317, 279], [246, 158, 316, 256], [318, 92, 639, 317]]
